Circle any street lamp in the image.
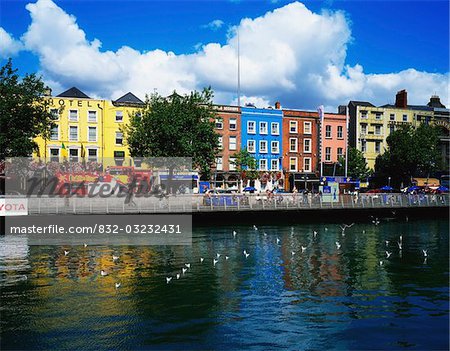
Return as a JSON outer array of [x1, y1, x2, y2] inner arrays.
[[388, 176, 391, 187], [333, 162, 342, 177]]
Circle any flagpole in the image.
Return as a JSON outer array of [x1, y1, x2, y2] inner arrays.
[[345, 106, 349, 178], [237, 27, 241, 107]]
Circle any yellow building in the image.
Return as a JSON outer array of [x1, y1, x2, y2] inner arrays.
[[34, 87, 144, 168], [348, 90, 434, 170]]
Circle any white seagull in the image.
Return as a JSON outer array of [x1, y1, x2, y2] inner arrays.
[[83, 243, 88, 248], [291, 251, 296, 256], [422, 249, 428, 257], [115, 282, 121, 289], [233, 231, 237, 237], [101, 270, 108, 276], [185, 263, 191, 269], [276, 238, 281, 244], [301, 246, 307, 253], [200, 257, 204, 263], [379, 260, 383, 266], [213, 258, 219, 266], [112, 255, 119, 261], [386, 251, 392, 258], [244, 252, 250, 259], [225, 256, 229, 260], [182, 268, 187, 275], [335, 242, 341, 250], [385, 240, 390, 246], [216, 253, 221, 259], [397, 241, 402, 250], [166, 277, 172, 284], [64, 250, 70, 256], [253, 225, 258, 230], [176, 273, 180, 279]]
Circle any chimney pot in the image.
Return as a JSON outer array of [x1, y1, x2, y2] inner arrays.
[[275, 101, 281, 109]]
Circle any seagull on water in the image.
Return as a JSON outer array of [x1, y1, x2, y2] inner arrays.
[[216, 253, 221, 259], [233, 231, 237, 238], [397, 241, 402, 250], [386, 251, 392, 258], [325, 227, 328, 231], [263, 232, 267, 236], [200, 257, 204, 263], [253, 225, 258, 230], [182, 268, 187, 275], [115, 282, 121, 289], [301, 246, 307, 253], [112, 255, 119, 261], [379, 260, 384, 266], [291, 251, 296, 256], [422, 249, 428, 257], [166, 277, 172, 284], [101, 270, 108, 276], [243, 250, 250, 258], [64, 250, 70, 256], [276, 238, 281, 244], [213, 258, 219, 266], [225, 256, 229, 260], [176, 273, 180, 279], [83, 243, 88, 248], [185, 263, 191, 269], [385, 240, 390, 246], [335, 242, 341, 250]]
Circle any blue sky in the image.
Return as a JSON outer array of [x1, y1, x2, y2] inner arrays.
[[0, 0, 448, 109]]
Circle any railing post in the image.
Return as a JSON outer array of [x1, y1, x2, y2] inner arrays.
[[371, 196, 374, 208], [106, 198, 109, 213], [224, 198, 227, 211]]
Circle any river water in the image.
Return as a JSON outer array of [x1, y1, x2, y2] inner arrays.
[[1, 219, 448, 350]]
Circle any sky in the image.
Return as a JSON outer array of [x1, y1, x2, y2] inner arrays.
[[0, 0, 449, 111]]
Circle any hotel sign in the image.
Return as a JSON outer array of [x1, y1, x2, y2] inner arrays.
[[47, 98, 98, 108]]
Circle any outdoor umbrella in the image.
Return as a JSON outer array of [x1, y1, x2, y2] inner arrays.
[[380, 185, 393, 191], [437, 185, 449, 192], [243, 186, 257, 192], [408, 185, 421, 192]]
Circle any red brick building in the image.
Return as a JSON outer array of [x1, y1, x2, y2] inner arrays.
[[321, 112, 347, 176], [282, 110, 320, 191]]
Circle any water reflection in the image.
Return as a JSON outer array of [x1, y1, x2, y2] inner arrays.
[[1, 219, 448, 350]]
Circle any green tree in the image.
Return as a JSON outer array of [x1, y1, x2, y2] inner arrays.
[[124, 88, 219, 176], [345, 147, 372, 180], [0, 59, 54, 159], [230, 149, 258, 180], [375, 124, 441, 186]]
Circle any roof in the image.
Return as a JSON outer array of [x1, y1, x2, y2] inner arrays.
[[349, 101, 375, 107], [57, 87, 90, 99], [379, 104, 433, 112], [113, 92, 144, 106]]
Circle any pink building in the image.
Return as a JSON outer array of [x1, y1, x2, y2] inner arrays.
[[321, 112, 348, 176]]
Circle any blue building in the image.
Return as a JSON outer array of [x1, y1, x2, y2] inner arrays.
[[241, 106, 283, 171]]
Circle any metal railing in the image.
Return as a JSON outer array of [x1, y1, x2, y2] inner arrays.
[[16, 193, 449, 215]]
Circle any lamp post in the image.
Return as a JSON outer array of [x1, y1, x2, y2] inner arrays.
[[388, 176, 391, 187], [333, 162, 342, 177]]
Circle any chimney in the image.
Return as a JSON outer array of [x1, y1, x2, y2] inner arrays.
[[395, 89, 407, 108], [274, 101, 281, 109]]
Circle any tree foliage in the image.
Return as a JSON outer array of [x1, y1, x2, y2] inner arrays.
[[374, 124, 441, 186], [230, 149, 258, 180], [0, 59, 54, 159], [124, 88, 219, 175], [346, 147, 372, 180]]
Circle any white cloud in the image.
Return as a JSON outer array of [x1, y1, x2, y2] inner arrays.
[[13, 0, 450, 109], [0, 28, 23, 58], [202, 19, 225, 31]]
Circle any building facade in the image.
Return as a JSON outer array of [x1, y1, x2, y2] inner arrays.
[[282, 109, 319, 190], [34, 87, 143, 167], [241, 106, 283, 172], [321, 112, 348, 176]]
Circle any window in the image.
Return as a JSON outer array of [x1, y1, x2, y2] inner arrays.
[[325, 125, 332, 138], [289, 138, 298, 152], [69, 126, 78, 141], [247, 140, 255, 153], [337, 126, 343, 139], [87, 148, 97, 162], [215, 118, 223, 129], [375, 125, 382, 135], [402, 114, 408, 122], [389, 125, 395, 134], [390, 113, 395, 121], [50, 125, 58, 141], [361, 140, 367, 152], [304, 122, 312, 134], [50, 148, 59, 162], [271, 141, 279, 154], [218, 136, 223, 149], [375, 112, 382, 120], [88, 126, 97, 142], [361, 111, 368, 119], [289, 121, 298, 133], [69, 109, 78, 121], [259, 140, 268, 153], [229, 118, 237, 130], [50, 109, 59, 120], [248, 121, 256, 134], [259, 121, 268, 134], [271, 122, 279, 135], [337, 148, 343, 159], [271, 159, 279, 171], [229, 136, 237, 150], [216, 157, 223, 171], [259, 159, 267, 171], [69, 148, 78, 162], [114, 151, 125, 166], [375, 141, 381, 153], [304, 139, 311, 153], [289, 157, 297, 171], [325, 147, 331, 161], [116, 111, 123, 122], [361, 124, 367, 134], [229, 157, 236, 171], [303, 158, 311, 172], [88, 111, 97, 123], [115, 131, 123, 145]]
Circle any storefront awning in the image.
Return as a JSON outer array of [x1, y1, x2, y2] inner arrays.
[[413, 178, 440, 187]]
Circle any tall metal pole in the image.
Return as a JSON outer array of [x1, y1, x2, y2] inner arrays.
[[345, 105, 349, 178], [237, 27, 241, 107]]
